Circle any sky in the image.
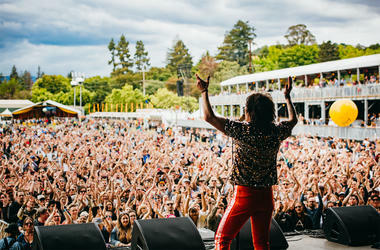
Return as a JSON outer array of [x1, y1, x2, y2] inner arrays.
[[1, 0, 379, 77]]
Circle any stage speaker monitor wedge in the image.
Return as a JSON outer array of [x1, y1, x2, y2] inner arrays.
[[323, 205, 380, 246], [231, 218, 289, 250], [131, 217, 206, 250], [33, 223, 106, 250]]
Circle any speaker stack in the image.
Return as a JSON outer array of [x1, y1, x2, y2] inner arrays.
[[323, 205, 380, 246], [32, 217, 290, 250], [32, 223, 106, 250], [131, 217, 205, 250]]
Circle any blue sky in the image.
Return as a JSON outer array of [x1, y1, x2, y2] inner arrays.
[[1, 0, 379, 77]]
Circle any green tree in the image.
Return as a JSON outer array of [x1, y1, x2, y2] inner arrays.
[[134, 40, 150, 71], [318, 41, 340, 62], [10, 65, 18, 80], [53, 88, 93, 106], [114, 35, 133, 75], [0, 78, 21, 99], [109, 73, 142, 90], [252, 45, 283, 72], [284, 24, 316, 46], [364, 45, 380, 56], [278, 44, 319, 68], [84, 76, 111, 104], [32, 75, 71, 94], [216, 20, 256, 66], [368, 43, 380, 50], [14, 90, 31, 99], [338, 44, 365, 59], [149, 88, 198, 112], [144, 80, 165, 95], [30, 88, 54, 102], [212, 61, 248, 85], [108, 38, 117, 73], [20, 70, 33, 90], [147, 67, 172, 81], [105, 84, 144, 105], [166, 39, 193, 74], [36, 65, 43, 79]]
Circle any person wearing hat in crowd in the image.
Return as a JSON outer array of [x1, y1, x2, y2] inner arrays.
[[196, 74, 297, 250], [17, 217, 34, 250], [0, 223, 22, 250], [336, 192, 346, 207], [34, 207, 49, 226], [77, 211, 89, 224], [36, 195, 46, 208]]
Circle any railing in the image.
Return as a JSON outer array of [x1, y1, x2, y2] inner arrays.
[[209, 84, 380, 105], [272, 84, 380, 102], [292, 124, 379, 140]]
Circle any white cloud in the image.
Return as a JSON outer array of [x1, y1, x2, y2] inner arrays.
[[0, 0, 379, 76], [0, 40, 112, 76]]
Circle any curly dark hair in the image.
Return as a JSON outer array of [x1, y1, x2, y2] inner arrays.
[[245, 93, 275, 126]]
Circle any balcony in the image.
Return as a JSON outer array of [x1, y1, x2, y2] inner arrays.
[[209, 84, 380, 105]]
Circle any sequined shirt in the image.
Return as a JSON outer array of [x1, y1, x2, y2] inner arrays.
[[224, 119, 296, 187]]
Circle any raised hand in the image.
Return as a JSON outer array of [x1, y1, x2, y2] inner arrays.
[[196, 74, 210, 93], [285, 76, 293, 98]]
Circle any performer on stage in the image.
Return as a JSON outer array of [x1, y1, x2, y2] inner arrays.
[[196, 75, 297, 250]]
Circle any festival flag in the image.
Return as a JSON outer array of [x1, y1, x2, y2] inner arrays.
[[111, 103, 113, 112], [125, 103, 128, 112], [102, 103, 104, 112], [88, 103, 91, 114], [116, 103, 118, 112], [120, 103, 123, 113], [105, 103, 108, 112], [97, 103, 100, 112]]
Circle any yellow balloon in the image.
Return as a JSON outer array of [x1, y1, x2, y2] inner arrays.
[[329, 99, 358, 127]]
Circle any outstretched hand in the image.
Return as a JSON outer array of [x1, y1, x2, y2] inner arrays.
[[196, 74, 210, 93], [285, 76, 293, 98]]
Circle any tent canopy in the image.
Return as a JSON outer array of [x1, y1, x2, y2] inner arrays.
[[0, 108, 12, 117], [12, 100, 80, 119]]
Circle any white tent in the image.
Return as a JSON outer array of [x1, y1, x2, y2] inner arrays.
[[189, 109, 222, 119], [0, 108, 12, 117]]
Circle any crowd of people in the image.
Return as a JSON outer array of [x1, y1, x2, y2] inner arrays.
[[0, 118, 379, 248]]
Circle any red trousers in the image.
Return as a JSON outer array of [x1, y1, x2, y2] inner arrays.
[[215, 185, 274, 250]]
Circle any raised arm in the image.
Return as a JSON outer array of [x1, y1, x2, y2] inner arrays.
[[285, 77, 298, 125], [196, 74, 227, 133]]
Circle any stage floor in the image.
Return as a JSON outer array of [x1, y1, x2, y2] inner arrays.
[[287, 235, 373, 249]]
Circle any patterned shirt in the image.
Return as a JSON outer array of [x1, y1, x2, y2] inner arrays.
[[224, 119, 296, 187]]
